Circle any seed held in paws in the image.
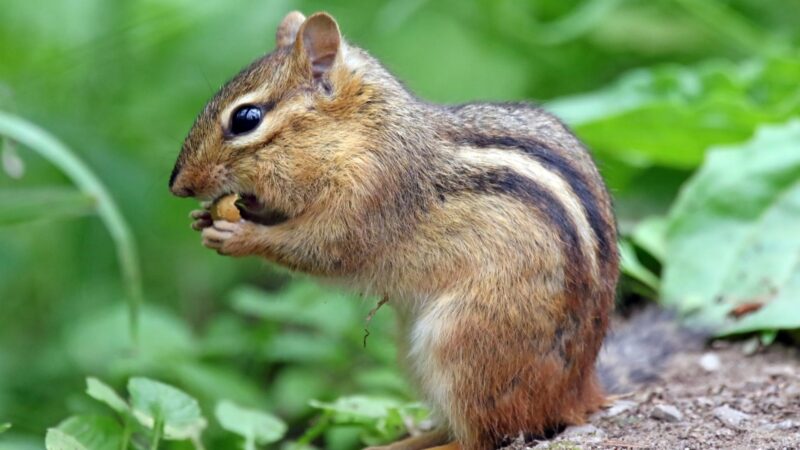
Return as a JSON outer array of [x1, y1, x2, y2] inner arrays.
[[210, 194, 241, 222]]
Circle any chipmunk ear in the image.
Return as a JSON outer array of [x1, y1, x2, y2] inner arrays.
[[275, 11, 305, 48], [296, 12, 341, 79]]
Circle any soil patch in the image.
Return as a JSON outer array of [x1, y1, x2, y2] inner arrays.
[[502, 340, 800, 449]]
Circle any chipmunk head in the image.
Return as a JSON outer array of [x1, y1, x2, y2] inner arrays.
[[170, 11, 401, 225]]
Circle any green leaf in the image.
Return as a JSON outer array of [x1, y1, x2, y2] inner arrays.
[[45, 429, 85, 450], [619, 241, 660, 293], [215, 400, 287, 446], [308, 396, 427, 445], [66, 304, 195, 372], [85, 377, 129, 414], [630, 216, 668, 262], [548, 56, 800, 170], [170, 361, 268, 408], [661, 120, 800, 335], [0, 187, 96, 226], [264, 331, 344, 364], [128, 377, 207, 441], [0, 422, 10, 434], [45, 415, 123, 450], [309, 396, 402, 423], [230, 282, 359, 336]]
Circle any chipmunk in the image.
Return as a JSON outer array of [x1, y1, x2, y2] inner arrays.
[[169, 11, 619, 450]]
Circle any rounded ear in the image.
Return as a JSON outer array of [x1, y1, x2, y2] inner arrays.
[[275, 11, 306, 48], [297, 12, 341, 79]]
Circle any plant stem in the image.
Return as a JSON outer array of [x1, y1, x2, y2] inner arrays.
[[0, 111, 142, 344], [294, 411, 332, 447], [191, 435, 207, 450], [244, 434, 256, 450], [149, 413, 163, 450], [120, 415, 133, 450]]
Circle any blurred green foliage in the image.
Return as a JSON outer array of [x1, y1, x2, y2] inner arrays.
[[1, 0, 800, 448]]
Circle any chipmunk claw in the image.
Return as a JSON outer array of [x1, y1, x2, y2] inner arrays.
[[201, 219, 253, 256], [201, 220, 237, 251], [190, 209, 213, 231]]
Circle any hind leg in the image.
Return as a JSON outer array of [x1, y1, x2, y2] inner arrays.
[[364, 428, 449, 450], [426, 443, 460, 450], [409, 294, 605, 450]]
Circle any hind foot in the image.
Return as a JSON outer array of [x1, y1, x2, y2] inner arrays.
[[364, 429, 451, 450], [426, 443, 460, 450]]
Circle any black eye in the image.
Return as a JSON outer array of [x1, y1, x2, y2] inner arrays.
[[230, 105, 262, 135]]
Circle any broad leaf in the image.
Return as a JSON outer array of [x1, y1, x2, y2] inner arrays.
[[85, 377, 129, 414], [309, 396, 426, 445], [619, 241, 660, 293], [630, 216, 668, 262], [45, 429, 84, 450], [309, 396, 403, 423], [128, 377, 207, 440], [662, 120, 800, 334], [44, 415, 123, 450], [66, 304, 195, 372], [0, 422, 10, 434], [230, 282, 359, 336], [215, 400, 287, 446], [548, 56, 800, 170]]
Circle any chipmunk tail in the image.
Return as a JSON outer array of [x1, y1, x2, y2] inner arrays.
[[597, 305, 710, 394]]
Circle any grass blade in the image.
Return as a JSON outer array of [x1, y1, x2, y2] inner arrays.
[[0, 111, 142, 342]]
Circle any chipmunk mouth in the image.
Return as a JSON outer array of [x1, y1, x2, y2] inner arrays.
[[215, 192, 290, 226]]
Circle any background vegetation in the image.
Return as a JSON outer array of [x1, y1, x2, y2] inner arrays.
[[1, 0, 799, 448]]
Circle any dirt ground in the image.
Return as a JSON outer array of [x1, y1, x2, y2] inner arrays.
[[502, 339, 800, 450]]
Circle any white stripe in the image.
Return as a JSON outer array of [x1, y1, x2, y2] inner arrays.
[[457, 147, 598, 275]]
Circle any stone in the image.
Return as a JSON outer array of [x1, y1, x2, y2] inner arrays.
[[699, 352, 721, 372], [651, 404, 683, 422], [713, 405, 750, 428], [741, 337, 760, 355], [606, 400, 637, 417], [760, 419, 797, 432], [695, 396, 715, 408], [561, 424, 606, 439]]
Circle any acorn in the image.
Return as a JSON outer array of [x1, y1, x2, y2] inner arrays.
[[210, 194, 241, 222]]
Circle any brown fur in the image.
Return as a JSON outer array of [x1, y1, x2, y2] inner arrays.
[[170, 11, 619, 450]]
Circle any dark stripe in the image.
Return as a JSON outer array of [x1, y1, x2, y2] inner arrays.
[[454, 134, 612, 267], [437, 166, 589, 302]]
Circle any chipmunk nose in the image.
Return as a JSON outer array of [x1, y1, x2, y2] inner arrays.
[[171, 185, 195, 198], [169, 163, 196, 198]]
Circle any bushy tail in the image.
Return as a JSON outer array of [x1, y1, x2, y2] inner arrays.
[[597, 306, 708, 394]]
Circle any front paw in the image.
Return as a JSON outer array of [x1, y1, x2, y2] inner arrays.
[[190, 209, 213, 231], [201, 220, 252, 256], [198, 219, 243, 256]]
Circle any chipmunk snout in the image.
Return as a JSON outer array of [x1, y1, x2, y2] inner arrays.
[[169, 160, 230, 200], [169, 162, 196, 197]]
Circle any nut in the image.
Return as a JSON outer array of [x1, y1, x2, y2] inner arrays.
[[210, 194, 241, 221]]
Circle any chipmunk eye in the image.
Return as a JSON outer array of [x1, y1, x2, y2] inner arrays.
[[229, 105, 262, 135]]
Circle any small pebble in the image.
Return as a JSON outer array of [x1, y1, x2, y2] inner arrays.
[[560, 424, 606, 438], [713, 405, 750, 428], [764, 365, 794, 378], [695, 396, 715, 408], [785, 384, 800, 397], [605, 399, 637, 417], [741, 337, 760, 355], [651, 404, 683, 422], [758, 419, 795, 432], [699, 352, 721, 372], [714, 428, 736, 438]]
